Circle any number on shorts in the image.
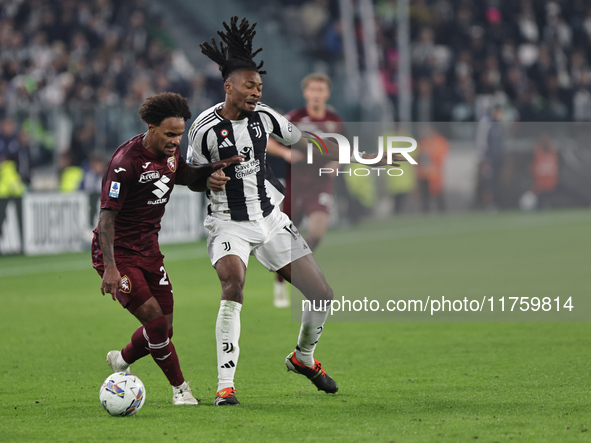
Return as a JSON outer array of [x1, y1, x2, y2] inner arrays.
[[159, 266, 169, 286]]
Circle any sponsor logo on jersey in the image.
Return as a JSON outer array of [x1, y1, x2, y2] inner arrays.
[[235, 159, 261, 179], [120, 275, 131, 293], [109, 181, 120, 198], [219, 138, 233, 149], [114, 167, 126, 173], [167, 156, 176, 172], [152, 175, 171, 198], [147, 197, 168, 205], [139, 170, 160, 183], [142, 162, 151, 169]]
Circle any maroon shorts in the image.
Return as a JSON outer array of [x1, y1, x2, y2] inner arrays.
[[285, 180, 334, 227], [92, 234, 174, 315]]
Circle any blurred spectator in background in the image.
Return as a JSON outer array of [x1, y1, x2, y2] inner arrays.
[[475, 105, 505, 210], [0, 116, 30, 187], [58, 151, 84, 193], [0, 159, 25, 197], [80, 150, 106, 193], [15, 129, 32, 186], [416, 125, 449, 213], [0, 117, 19, 163], [531, 132, 558, 210], [70, 120, 96, 167]]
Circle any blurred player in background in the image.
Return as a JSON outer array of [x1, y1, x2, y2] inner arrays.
[[92, 92, 242, 406], [267, 73, 343, 308]]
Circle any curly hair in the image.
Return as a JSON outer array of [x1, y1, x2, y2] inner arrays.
[[200, 16, 266, 80], [138, 92, 192, 126]]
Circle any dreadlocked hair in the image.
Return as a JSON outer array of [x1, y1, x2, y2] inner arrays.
[[200, 16, 266, 80]]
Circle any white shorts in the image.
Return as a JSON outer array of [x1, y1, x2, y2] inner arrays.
[[204, 208, 312, 271]]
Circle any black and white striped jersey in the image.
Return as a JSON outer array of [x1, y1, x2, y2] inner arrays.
[[187, 102, 301, 221]]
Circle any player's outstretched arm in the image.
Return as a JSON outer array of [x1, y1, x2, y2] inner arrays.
[[267, 138, 304, 163], [97, 208, 121, 300], [185, 155, 244, 192]]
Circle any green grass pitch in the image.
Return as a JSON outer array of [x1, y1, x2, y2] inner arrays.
[[1, 210, 590, 442]]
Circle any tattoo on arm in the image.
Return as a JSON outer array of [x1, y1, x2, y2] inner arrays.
[[98, 209, 118, 266]]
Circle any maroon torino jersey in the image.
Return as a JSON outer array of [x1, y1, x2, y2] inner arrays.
[[94, 133, 188, 257], [286, 107, 343, 188]]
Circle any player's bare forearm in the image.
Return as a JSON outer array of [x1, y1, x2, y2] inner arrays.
[[98, 209, 117, 267], [184, 155, 244, 191], [267, 138, 292, 162], [97, 208, 121, 298]]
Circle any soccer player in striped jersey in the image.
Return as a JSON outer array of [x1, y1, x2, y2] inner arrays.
[[187, 17, 340, 406], [189, 17, 406, 406]]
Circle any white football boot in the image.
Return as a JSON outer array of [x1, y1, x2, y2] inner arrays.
[[172, 381, 199, 405], [106, 350, 130, 373]]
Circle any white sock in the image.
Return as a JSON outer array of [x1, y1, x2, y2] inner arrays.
[[295, 302, 328, 367], [216, 300, 242, 392]]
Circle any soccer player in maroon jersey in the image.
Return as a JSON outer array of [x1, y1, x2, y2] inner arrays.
[[267, 73, 343, 307], [91, 92, 242, 405]]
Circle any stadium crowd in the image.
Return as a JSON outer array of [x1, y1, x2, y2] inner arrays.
[[1, 0, 589, 208], [256, 0, 591, 122], [0, 0, 216, 189]]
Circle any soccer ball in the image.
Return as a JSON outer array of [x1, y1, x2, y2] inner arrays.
[[99, 372, 146, 416]]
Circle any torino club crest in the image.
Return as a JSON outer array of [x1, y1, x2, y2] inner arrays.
[[167, 156, 176, 172], [120, 276, 131, 293]]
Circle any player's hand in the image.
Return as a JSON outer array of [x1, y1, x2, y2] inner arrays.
[[101, 264, 122, 301], [208, 169, 230, 192], [212, 155, 244, 171]]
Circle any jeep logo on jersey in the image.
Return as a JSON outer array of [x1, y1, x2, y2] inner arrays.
[[139, 170, 160, 183], [152, 175, 171, 198], [250, 122, 262, 138], [167, 156, 176, 172]]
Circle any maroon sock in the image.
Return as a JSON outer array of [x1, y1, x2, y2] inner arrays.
[[144, 317, 184, 387], [121, 326, 150, 365], [277, 274, 284, 283]]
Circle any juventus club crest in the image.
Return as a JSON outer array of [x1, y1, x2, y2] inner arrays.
[[250, 121, 262, 139]]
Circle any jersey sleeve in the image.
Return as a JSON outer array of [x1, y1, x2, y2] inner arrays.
[[259, 104, 302, 146], [100, 157, 134, 212], [187, 128, 215, 165]]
